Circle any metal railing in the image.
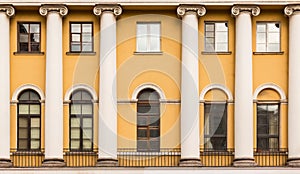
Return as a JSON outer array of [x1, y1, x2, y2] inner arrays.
[[254, 148, 288, 167], [117, 148, 181, 167], [200, 148, 234, 167], [10, 148, 44, 167], [63, 148, 98, 167]]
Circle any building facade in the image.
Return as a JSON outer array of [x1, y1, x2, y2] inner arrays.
[[0, 0, 299, 171]]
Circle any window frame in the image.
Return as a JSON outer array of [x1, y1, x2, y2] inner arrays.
[[69, 90, 94, 152], [17, 22, 41, 53], [255, 21, 281, 53], [204, 21, 229, 53], [256, 102, 280, 152], [69, 22, 94, 53], [17, 90, 41, 151], [136, 22, 161, 53]]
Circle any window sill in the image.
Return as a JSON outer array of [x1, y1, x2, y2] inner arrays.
[[201, 51, 232, 55], [253, 52, 284, 55], [66, 52, 96, 56], [134, 51, 163, 55], [13, 52, 44, 55]]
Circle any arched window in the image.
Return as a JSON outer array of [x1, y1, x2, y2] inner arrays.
[[17, 90, 41, 150], [69, 90, 93, 151], [137, 88, 160, 152]]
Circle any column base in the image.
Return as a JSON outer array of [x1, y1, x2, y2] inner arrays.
[[96, 158, 118, 167], [0, 158, 12, 168], [287, 158, 300, 167], [42, 158, 65, 167], [179, 158, 202, 167], [233, 158, 257, 167]]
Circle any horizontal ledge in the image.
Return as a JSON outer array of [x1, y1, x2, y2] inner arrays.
[[13, 52, 45, 56], [134, 51, 163, 55], [66, 52, 97, 56], [253, 51, 284, 55], [201, 51, 232, 55]]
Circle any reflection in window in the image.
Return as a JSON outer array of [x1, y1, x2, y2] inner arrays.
[[69, 90, 93, 151], [18, 23, 41, 52], [70, 22, 93, 52], [17, 90, 41, 150], [256, 22, 280, 52], [137, 89, 160, 152], [257, 103, 279, 151], [204, 103, 227, 151], [136, 22, 160, 52], [204, 22, 228, 52]]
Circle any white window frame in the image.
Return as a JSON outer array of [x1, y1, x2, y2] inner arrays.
[[136, 22, 161, 53], [204, 22, 229, 52], [256, 22, 281, 53]]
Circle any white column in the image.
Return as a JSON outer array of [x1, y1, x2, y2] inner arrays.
[[0, 5, 14, 168], [177, 5, 205, 167], [39, 5, 68, 167], [93, 5, 122, 166], [285, 5, 300, 167], [231, 5, 260, 167]]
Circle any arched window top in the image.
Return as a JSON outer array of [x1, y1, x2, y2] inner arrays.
[[18, 90, 40, 102], [200, 84, 233, 102], [70, 90, 92, 102], [253, 83, 286, 101], [137, 88, 160, 101]]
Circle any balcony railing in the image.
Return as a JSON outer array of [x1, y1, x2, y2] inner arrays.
[[10, 148, 44, 167], [254, 148, 288, 167], [200, 148, 234, 167], [63, 148, 98, 167]]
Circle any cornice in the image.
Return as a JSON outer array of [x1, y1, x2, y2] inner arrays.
[[39, 4, 68, 16], [177, 5, 206, 17], [231, 5, 260, 17], [93, 4, 122, 16], [0, 5, 15, 17]]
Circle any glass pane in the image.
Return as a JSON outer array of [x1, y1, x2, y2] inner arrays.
[[31, 128, 40, 139], [137, 24, 147, 36], [205, 24, 214, 31], [256, 43, 266, 52], [20, 43, 29, 52], [19, 104, 29, 114], [83, 140, 92, 149], [71, 118, 80, 128], [150, 36, 160, 51], [19, 140, 28, 149], [137, 140, 147, 151], [71, 24, 81, 33], [268, 23, 280, 32], [257, 125, 268, 134], [31, 140, 40, 149], [257, 138, 268, 150], [71, 128, 80, 139], [138, 104, 151, 113], [30, 24, 40, 33], [31, 118, 40, 127], [216, 31, 228, 42], [82, 128, 92, 139], [20, 34, 29, 43], [150, 140, 159, 151], [150, 129, 159, 137], [82, 24, 92, 33], [269, 138, 278, 149], [71, 140, 80, 149], [32, 34, 40, 42], [137, 36, 147, 52], [257, 24, 266, 32], [19, 118, 28, 127], [267, 43, 280, 52], [150, 23, 160, 36], [82, 43, 92, 52], [82, 104, 92, 114], [205, 31, 214, 37], [215, 23, 227, 32], [268, 33, 280, 43], [71, 92, 81, 100], [257, 33, 266, 43], [150, 116, 159, 126], [30, 91, 39, 100], [19, 128, 28, 138], [82, 91, 92, 100], [20, 24, 29, 33], [137, 117, 147, 126], [216, 43, 228, 52], [31, 43, 40, 52], [82, 34, 92, 42], [83, 118, 92, 128], [209, 137, 227, 150], [71, 104, 81, 114], [30, 105, 40, 114], [72, 34, 81, 42], [137, 129, 147, 138], [71, 43, 81, 52]]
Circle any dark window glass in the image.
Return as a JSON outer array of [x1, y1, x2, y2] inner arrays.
[[18, 23, 41, 52], [69, 90, 93, 151], [137, 89, 160, 152], [204, 103, 227, 151], [17, 90, 41, 151], [70, 22, 93, 53], [257, 104, 279, 151]]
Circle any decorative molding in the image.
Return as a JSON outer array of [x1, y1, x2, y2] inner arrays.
[[93, 4, 122, 16], [64, 83, 98, 102], [284, 5, 300, 16], [231, 5, 260, 17], [199, 84, 233, 102], [132, 83, 166, 100], [0, 5, 15, 17], [177, 5, 206, 17], [11, 84, 45, 103], [39, 4, 68, 16], [253, 83, 286, 102]]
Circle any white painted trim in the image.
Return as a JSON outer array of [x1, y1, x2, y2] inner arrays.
[[199, 84, 233, 101], [253, 83, 286, 100], [132, 83, 166, 100], [11, 84, 45, 102], [64, 84, 98, 101]]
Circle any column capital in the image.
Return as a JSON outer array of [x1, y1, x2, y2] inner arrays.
[[177, 5, 206, 17], [39, 4, 68, 16], [93, 4, 122, 16], [231, 5, 260, 17], [0, 5, 15, 17], [284, 5, 300, 16]]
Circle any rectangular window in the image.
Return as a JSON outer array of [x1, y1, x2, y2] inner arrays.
[[18, 22, 41, 53], [256, 22, 280, 52], [136, 22, 160, 53], [204, 103, 227, 151], [204, 22, 228, 52], [257, 103, 279, 151], [70, 22, 93, 53]]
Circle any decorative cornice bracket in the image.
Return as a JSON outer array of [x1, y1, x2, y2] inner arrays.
[[177, 5, 206, 18], [39, 4, 68, 16], [93, 4, 122, 17], [231, 5, 260, 17], [284, 5, 300, 16], [0, 5, 15, 17]]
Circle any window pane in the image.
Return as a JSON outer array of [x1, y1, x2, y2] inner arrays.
[[31, 43, 40, 52], [30, 24, 40, 33], [137, 129, 147, 138], [205, 24, 214, 31], [71, 140, 80, 149], [216, 43, 228, 52], [71, 118, 80, 128], [83, 118, 92, 128], [137, 117, 147, 126], [31, 140, 40, 149], [137, 24, 147, 36], [72, 34, 80, 42], [71, 92, 81, 100], [257, 33, 266, 43], [31, 128, 40, 139], [20, 34, 28, 43], [150, 129, 159, 137], [268, 23, 280, 32], [19, 128, 28, 138], [31, 118, 40, 127], [257, 24, 266, 32], [268, 33, 280, 43], [216, 32, 228, 42], [256, 43, 266, 52], [82, 128, 92, 139], [82, 34, 92, 42], [206, 31, 214, 37], [149, 140, 159, 151], [19, 118, 28, 128], [257, 137, 268, 150], [71, 104, 81, 114], [71, 24, 81, 33], [82, 24, 92, 33], [267, 43, 280, 52], [83, 140, 92, 149], [150, 116, 159, 126], [19, 140, 28, 149], [82, 91, 92, 100], [137, 36, 147, 52], [20, 43, 28, 51], [137, 140, 147, 151], [32, 34, 40, 43], [20, 24, 29, 33], [19, 104, 29, 114], [82, 43, 93, 52], [30, 91, 39, 100], [205, 38, 215, 45], [269, 138, 278, 149], [71, 43, 81, 52], [71, 128, 80, 139], [30, 105, 40, 114], [82, 104, 92, 114], [150, 36, 160, 52], [215, 23, 227, 32], [150, 23, 160, 36]]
